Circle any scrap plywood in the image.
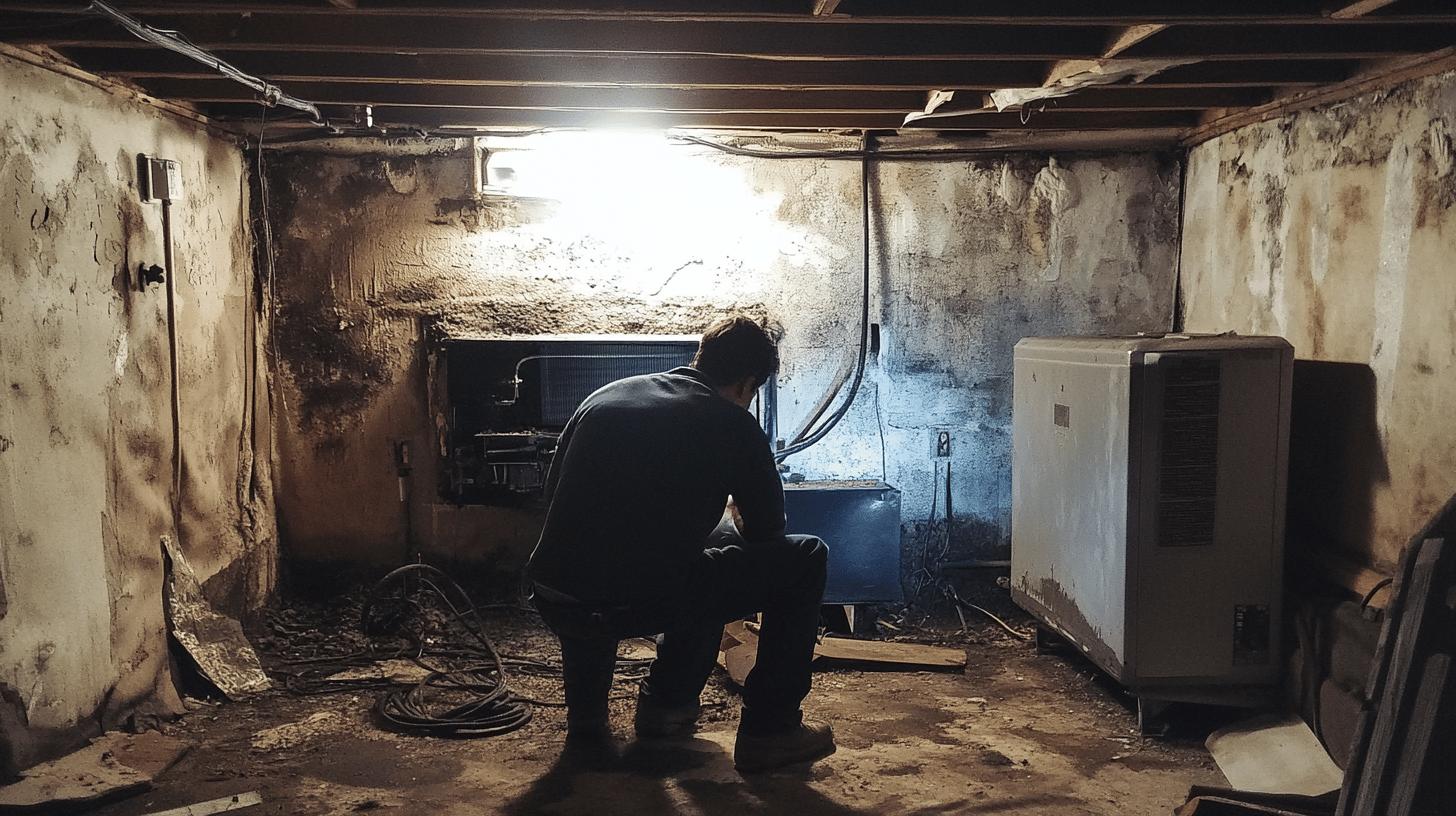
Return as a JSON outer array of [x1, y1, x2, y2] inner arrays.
[[142, 791, 263, 816], [1206, 715, 1344, 796], [0, 731, 191, 815], [717, 622, 967, 686], [814, 636, 967, 670]]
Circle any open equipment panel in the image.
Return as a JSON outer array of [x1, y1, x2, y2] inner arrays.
[[440, 335, 698, 505]]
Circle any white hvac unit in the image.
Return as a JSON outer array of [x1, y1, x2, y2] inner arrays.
[[1010, 334, 1293, 729]]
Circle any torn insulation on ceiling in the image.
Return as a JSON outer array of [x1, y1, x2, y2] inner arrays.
[[905, 58, 1199, 125]]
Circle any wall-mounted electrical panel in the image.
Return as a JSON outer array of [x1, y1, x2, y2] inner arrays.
[[138, 155, 183, 203]]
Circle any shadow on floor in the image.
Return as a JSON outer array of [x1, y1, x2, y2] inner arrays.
[[501, 736, 880, 816]]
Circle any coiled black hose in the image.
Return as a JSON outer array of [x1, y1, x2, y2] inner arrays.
[[265, 563, 654, 737], [364, 563, 535, 738]]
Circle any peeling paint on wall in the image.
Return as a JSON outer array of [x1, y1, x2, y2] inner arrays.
[[1181, 69, 1456, 571], [0, 53, 277, 775], [265, 138, 1179, 578]]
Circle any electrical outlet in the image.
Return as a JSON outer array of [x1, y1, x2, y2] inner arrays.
[[936, 431, 951, 458]]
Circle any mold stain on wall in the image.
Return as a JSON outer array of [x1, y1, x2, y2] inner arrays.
[[0, 52, 277, 775], [1181, 69, 1456, 571], [265, 135, 1179, 580]]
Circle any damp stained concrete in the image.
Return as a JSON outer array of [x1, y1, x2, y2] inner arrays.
[[0, 50, 277, 775], [1180, 68, 1456, 571], [87, 623, 1220, 816], [263, 136, 1180, 574]]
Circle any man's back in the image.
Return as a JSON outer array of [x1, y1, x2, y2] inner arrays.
[[527, 366, 783, 611]]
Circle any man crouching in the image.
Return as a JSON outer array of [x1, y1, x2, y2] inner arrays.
[[527, 315, 835, 773]]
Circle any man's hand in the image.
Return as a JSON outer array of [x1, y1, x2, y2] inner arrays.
[[727, 497, 746, 536]]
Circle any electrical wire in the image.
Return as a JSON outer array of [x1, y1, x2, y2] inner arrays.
[[670, 133, 1065, 163], [89, 1, 324, 122], [255, 107, 288, 421], [1170, 152, 1189, 332], [267, 563, 653, 738], [774, 145, 872, 462], [495, 354, 684, 406], [873, 380, 887, 482], [944, 585, 1032, 642], [1361, 577, 1393, 610]]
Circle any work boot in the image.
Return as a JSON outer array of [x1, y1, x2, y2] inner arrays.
[[733, 720, 836, 773], [562, 718, 619, 769], [633, 686, 701, 738], [565, 716, 612, 746]]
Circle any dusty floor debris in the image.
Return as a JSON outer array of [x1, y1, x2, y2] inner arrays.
[[77, 602, 1221, 816], [0, 731, 191, 814]]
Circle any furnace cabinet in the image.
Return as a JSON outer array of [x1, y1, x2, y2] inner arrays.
[[1010, 335, 1293, 726]]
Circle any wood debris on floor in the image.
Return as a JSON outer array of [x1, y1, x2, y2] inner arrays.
[[0, 731, 191, 815], [44, 582, 1229, 815], [718, 620, 967, 686]]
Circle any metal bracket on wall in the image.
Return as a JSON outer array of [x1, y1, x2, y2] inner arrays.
[[137, 263, 165, 291]]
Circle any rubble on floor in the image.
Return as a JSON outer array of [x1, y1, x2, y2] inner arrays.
[[0, 731, 191, 815], [60, 580, 1226, 815]]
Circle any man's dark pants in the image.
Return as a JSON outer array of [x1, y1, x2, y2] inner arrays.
[[534, 533, 828, 736]]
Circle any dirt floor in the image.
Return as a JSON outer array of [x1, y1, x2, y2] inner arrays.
[[87, 590, 1224, 816]]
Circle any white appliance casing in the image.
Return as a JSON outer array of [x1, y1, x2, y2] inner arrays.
[[1011, 334, 1293, 704]]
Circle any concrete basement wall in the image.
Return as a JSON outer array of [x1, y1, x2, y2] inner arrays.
[[1180, 70, 1456, 573], [265, 137, 1178, 584], [0, 52, 277, 775]]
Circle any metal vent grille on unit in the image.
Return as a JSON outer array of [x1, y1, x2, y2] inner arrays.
[[1158, 357, 1221, 547]]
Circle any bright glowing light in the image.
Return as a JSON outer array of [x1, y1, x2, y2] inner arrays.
[[474, 130, 806, 295]]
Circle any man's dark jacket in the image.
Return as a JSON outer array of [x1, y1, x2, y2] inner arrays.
[[527, 367, 784, 612]]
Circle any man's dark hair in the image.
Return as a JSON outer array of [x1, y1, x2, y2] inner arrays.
[[693, 316, 779, 389]]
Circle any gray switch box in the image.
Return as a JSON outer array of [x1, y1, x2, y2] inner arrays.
[[139, 155, 183, 203]]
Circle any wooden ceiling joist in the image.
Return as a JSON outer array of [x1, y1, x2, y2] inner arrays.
[[58, 49, 1358, 91], [134, 79, 1270, 114], [0, 0, 1450, 142], [5, 2, 1456, 26], [13, 14, 1455, 62], [1328, 0, 1403, 20], [1119, 24, 1453, 61], [1102, 24, 1170, 59], [12, 15, 1111, 60], [199, 103, 1203, 132]]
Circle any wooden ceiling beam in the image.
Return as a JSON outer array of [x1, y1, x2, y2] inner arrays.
[[4, 2, 1455, 25], [1120, 23, 1451, 60], [56, 48, 1360, 90], [1183, 45, 1456, 145], [8, 14, 1111, 60], [1101, 24, 1169, 58], [16, 14, 1450, 61], [55, 48, 1053, 89], [1040, 23, 1172, 95], [133, 78, 1269, 112], [134, 80, 929, 111], [199, 103, 1202, 131], [1328, 0, 1402, 19]]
